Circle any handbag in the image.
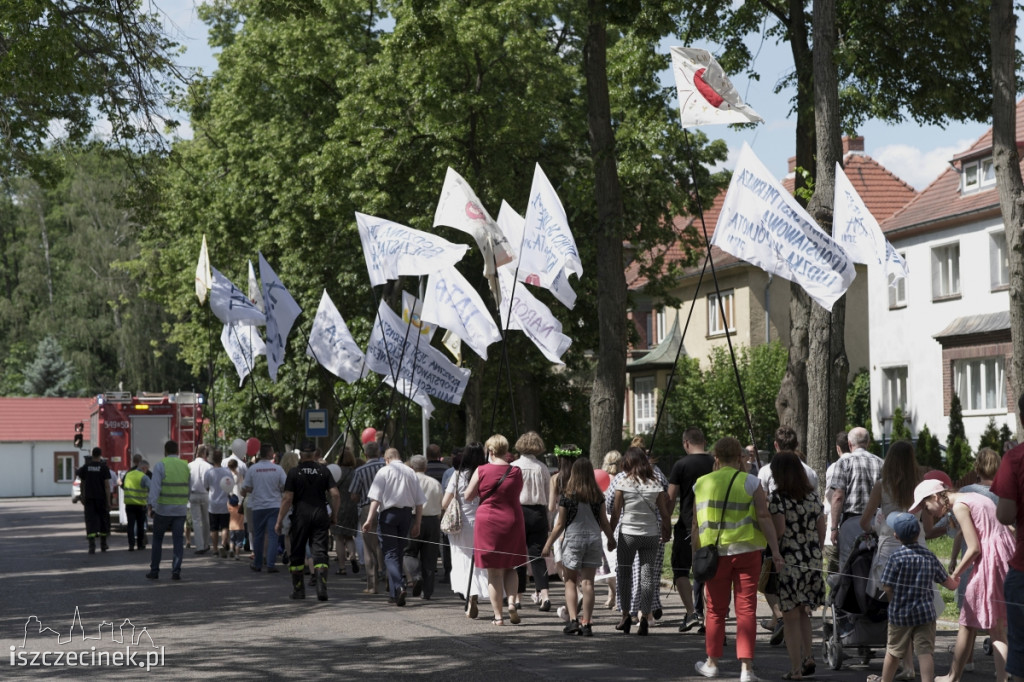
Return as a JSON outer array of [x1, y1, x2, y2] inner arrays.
[[440, 497, 462, 534], [692, 470, 743, 583], [757, 556, 779, 594]]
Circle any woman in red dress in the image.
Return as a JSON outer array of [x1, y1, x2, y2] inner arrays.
[[465, 434, 528, 625]]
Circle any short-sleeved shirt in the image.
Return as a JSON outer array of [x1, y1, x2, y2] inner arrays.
[[880, 543, 949, 626], [285, 461, 337, 511], [668, 452, 715, 530], [759, 460, 820, 496], [243, 459, 287, 510], [76, 461, 111, 500], [367, 461, 427, 510], [513, 455, 551, 506], [350, 458, 385, 507], [828, 448, 883, 516], [204, 466, 236, 514], [992, 442, 1024, 572]]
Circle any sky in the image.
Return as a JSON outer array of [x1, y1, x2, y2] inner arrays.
[[154, 0, 996, 192]]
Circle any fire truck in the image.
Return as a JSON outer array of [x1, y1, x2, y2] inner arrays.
[[73, 391, 205, 528]]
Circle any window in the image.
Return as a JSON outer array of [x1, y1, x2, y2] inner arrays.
[[963, 162, 979, 191], [882, 366, 908, 416], [645, 309, 666, 347], [982, 159, 996, 186], [888, 251, 907, 308], [54, 452, 77, 483], [931, 243, 960, 300], [962, 158, 995, 193], [708, 290, 735, 336], [991, 231, 1009, 290], [954, 357, 1006, 412], [634, 376, 656, 434], [656, 309, 666, 345]]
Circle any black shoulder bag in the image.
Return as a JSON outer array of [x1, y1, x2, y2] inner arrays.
[[692, 470, 743, 583]]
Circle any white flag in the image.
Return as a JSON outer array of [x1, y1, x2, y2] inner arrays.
[[833, 163, 910, 288], [247, 259, 265, 312], [433, 167, 515, 302], [355, 212, 469, 286], [402, 291, 435, 343], [497, 200, 577, 309], [258, 253, 302, 382], [221, 323, 265, 386], [195, 235, 212, 304], [711, 143, 855, 311], [420, 267, 501, 361], [365, 301, 470, 405], [499, 270, 572, 365], [383, 374, 435, 419], [670, 47, 763, 129], [884, 241, 909, 287], [442, 329, 462, 365], [517, 164, 582, 291], [209, 267, 266, 326], [306, 290, 367, 384]]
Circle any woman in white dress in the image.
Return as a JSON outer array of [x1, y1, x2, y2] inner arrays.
[[442, 442, 489, 618]]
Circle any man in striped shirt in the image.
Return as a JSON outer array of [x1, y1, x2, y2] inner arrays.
[[350, 440, 386, 593]]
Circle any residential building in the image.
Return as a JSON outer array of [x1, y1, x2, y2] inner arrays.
[[0, 397, 93, 497], [871, 101, 1024, 447]]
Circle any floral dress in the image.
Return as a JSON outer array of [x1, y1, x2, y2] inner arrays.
[[769, 490, 825, 611]]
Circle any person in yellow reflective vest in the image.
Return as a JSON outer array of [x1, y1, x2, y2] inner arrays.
[[146, 440, 189, 580], [122, 455, 151, 551], [692, 436, 783, 682]]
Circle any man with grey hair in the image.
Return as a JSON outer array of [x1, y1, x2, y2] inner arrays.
[[828, 426, 883, 546], [404, 454, 443, 600], [362, 448, 425, 606]]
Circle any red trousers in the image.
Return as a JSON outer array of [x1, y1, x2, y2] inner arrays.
[[704, 549, 760, 660]]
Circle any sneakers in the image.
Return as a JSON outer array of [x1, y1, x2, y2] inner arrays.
[[557, 605, 570, 622], [759, 617, 778, 632], [738, 671, 761, 682], [580, 623, 593, 637], [694, 661, 719, 678], [562, 619, 581, 635], [770, 619, 785, 646], [679, 613, 701, 632], [396, 590, 407, 607], [219, 548, 228, 558]]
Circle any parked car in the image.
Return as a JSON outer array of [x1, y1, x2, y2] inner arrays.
[[71, 476, 81, 504]]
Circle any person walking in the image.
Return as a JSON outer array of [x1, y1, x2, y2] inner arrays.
[[275, 441, 340, 601], [350, 440, 386, 593], [442, 443, 489, 617], [243, 443, 287, 573], [122, 455, 151, 552], [77, 447, 113, 554], [329, 448, 359, 576], [362, 448, 426, 607], [992, 415, 1024, 682], [204, 450, 235, 558], [404, 454, 443, 600], [188, 444, 213, 554], [693, 436, 783, 682], [512, 431, 552, 611], [146, 440, 189, 580]]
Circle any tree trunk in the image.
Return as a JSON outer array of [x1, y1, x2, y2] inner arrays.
[[464, 355, 484, 443], [775, 0, 815, 453], [584, 0, 628, 467], [990, 0, 1024, 437], [803, 0, 848, 482]]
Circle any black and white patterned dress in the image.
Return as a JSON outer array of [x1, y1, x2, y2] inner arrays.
[[768, 490, 825, 611]]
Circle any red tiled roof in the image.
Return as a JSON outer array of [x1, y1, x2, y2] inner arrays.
[[883, 98, 1024, 235], [629, 143, 917, 291], [0, 397, 93, 442]]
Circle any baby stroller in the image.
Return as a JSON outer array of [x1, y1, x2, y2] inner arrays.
[[822, 517, 889, 670]]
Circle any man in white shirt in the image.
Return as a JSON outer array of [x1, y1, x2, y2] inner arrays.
[[243, 443, 287, 572], [189, 445, 214, 554], [404, 455, 443, 600], [757, 426, 819, 495], [204, 450, 236, 558], [512, 431, 552, 610], [362, 449, 426, 607]]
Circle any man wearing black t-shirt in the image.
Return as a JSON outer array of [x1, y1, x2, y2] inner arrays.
[[77, 447, 113, 554], [667, 428, 715, 632], [275, 441, 340, 600]]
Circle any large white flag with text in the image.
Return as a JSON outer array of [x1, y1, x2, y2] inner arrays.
[[221, 323, 265, 386], [306, 290, 367, 384], [421, 267, 501, 360], [498, 270, 572, 365], [711, 143, 855, 311], [834, 163, 908, 287], [356, 212, 469, 286], [516, 164, 582, 291], [258, 253, 302, 382], [497, 200, 577, 309], [383, 375, 435, 419], [209, 267, 266, 326], [670, 47, 763, 129], [195, 235, 212, 304]]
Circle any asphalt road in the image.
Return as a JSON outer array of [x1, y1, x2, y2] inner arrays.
[[0, 497, 988, 681]]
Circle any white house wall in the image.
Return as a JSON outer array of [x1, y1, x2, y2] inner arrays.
[[869, 216, 1011, 447], [0, 442, 79, 498]]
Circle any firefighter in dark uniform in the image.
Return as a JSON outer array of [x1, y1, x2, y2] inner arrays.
[[77, 447, 112, 554], [275, 441, 340, 601]]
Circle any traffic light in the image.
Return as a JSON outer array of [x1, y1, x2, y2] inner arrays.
[[73, 422, 84, 449]]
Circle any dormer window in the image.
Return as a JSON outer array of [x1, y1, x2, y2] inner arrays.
[[962, 157, 996, 193]]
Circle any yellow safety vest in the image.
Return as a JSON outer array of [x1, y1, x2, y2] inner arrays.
[[123, 469, 148, 506], [157, 457, 190, 506], [693, 467, 765, 550]]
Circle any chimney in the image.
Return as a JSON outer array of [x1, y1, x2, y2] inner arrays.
[[843, 136, 865, 154]]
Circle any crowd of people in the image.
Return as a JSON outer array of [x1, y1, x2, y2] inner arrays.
[[74, 404, 1024, 682]]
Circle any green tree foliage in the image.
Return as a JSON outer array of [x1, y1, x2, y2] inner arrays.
[[891, 407, 912, 441], [946, 394, 972, 480], [845, 368, 871, 431], [21, 336, 73, 396], [665, 341, 787, 450], [999, 423, 1014, 448], [978, 417, 1004, 453], [916, 424, 943, 470]]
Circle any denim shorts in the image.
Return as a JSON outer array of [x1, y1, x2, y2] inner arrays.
[[1006, 568, 1024, 677]]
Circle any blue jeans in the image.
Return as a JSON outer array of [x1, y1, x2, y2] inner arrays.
[[252, 507, 279, 569], [150, 513, 185, 576], [378, 507, 413, 599], [1006, 568, 1024, 677]]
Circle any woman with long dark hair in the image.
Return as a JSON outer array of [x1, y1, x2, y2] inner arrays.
[[441, 442, 488, 618], [769, 451, 825, 680], [609, 447, 670, 636]]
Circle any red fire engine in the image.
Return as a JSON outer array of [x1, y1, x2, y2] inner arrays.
[[89, 391, 204, 474]]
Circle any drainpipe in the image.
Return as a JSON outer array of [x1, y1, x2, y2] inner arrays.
[[30, 443, 36, 497], [764, 275, 773, 344]]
